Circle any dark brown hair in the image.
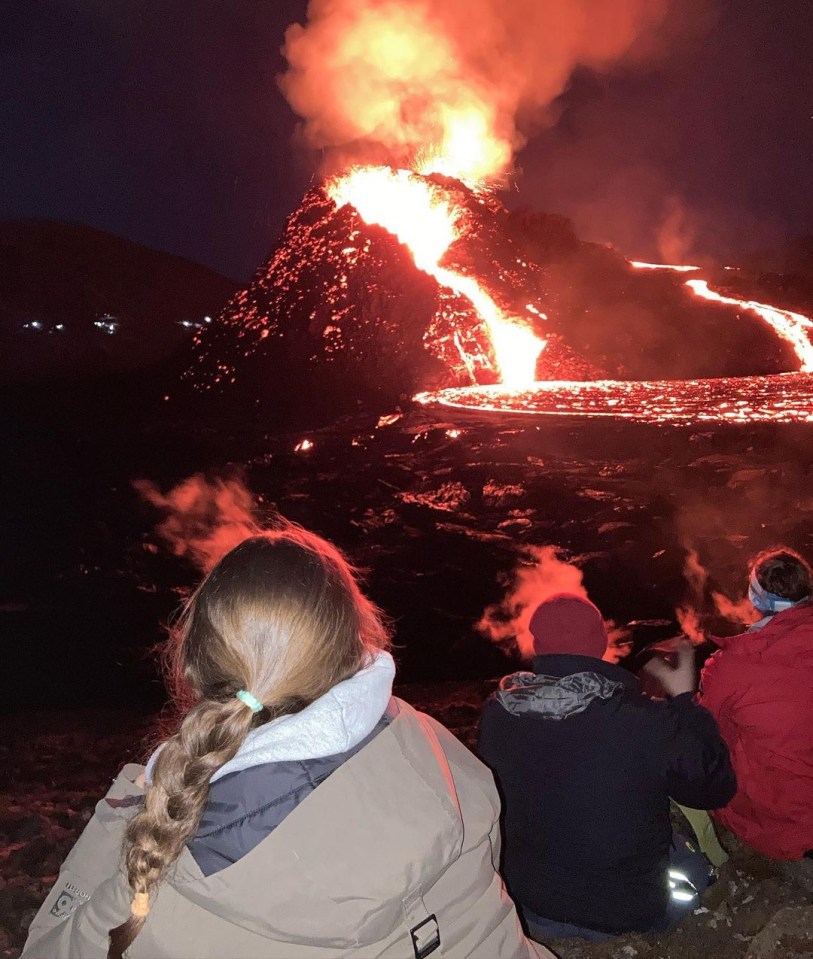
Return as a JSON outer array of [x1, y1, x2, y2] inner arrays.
[[108, 524, 390, 958], [751, 547, 813, 602]]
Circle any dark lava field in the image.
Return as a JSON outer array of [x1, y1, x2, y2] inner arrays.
[[5, 391, 813, 705]]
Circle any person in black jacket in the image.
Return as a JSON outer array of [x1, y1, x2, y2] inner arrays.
[[478, 593, 736, 940]]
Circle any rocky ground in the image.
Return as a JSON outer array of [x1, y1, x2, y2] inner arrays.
[[6, 399, 813, 709], [2, 684, 811, 959]]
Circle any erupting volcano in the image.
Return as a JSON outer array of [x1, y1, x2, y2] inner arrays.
[[185, 168, 813, 426], [183, 0, 813, 427]]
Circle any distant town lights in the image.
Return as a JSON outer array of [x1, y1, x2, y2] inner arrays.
[[21, 320, 67, 332], [93, 319, 119, 334], [21, 313, 212, 336]]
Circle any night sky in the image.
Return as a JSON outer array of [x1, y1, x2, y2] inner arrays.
[[2, 0, 812, 281]]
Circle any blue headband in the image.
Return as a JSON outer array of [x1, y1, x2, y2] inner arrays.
[[748, 572, 805, 614]]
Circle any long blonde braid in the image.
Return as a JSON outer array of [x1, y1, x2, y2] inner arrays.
[[108, 525, 390, 958]]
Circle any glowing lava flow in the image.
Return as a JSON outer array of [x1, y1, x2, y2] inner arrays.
[[416, 260, 813, 424], [686, 279, 813, 372], [327, 166, 545, 387], [629, 261, 700, 272], [630, 261, 813, 372], [415, 373, 813, 424]]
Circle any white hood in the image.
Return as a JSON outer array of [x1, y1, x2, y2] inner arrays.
[[146, 650, 395, 784]]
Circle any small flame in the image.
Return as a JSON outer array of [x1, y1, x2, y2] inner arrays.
[[328, 166, 544, 387]]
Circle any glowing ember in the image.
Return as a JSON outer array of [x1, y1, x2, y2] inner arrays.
[[376, 413, 403, 428], [416, 373, 813, 425], [327, 166, 545, 387]]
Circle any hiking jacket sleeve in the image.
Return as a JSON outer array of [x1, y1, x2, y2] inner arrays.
[[660, 693, 737, 809], [695, 648, 741, 730], [21, 764, 144, 959]]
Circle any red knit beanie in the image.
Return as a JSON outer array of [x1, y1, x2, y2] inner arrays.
[[529, 593, 608, 659]]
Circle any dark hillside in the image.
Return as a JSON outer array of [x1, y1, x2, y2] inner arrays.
[[0, 220, 235, 381]]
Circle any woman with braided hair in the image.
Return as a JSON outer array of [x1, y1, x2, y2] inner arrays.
[[23, 525, 548, 959]]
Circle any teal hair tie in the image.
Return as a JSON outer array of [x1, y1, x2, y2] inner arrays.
[[236, 689, 264, 713]]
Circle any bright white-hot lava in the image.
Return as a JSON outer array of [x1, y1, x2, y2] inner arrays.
[[629, 261, 700, 272], [328, 166, 545, 387]]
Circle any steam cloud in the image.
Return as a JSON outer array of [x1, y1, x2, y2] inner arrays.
[[280, 0, 668, 182], [477, 546, 587, 658], [710, 589, 759, 627], [675, 547, 708, 642], [134, 474, 260, 573], [477, 545, 628, 660], [676, 545, 759, 639]]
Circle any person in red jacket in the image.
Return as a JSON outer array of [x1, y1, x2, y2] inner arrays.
[[697, 547, 813, 860]]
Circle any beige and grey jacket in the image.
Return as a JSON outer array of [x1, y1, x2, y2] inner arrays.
[[22, 698, 552, 958]]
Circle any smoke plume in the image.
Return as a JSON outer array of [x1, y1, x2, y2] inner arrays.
[[676, 544, 759, 638], [656, 195, 697, 265], [476, 544, 635, 661], [280, 0, 668, 182], [675, 547, 708, 642], [134, 474, 260, 573], [710, 589, 759, 627]]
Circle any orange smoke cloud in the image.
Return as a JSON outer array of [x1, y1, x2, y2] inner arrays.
[[280, 0, 668, 183], [676, 547, 710, 642], [477, 545, 628, 661], [134, 474, 260, 573], [676, 546, 760, 638], [710, 589, 760, 628], [477, 546, 587, 658]]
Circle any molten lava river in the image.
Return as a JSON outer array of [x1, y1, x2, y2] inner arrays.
[[418, 262, 813, 424], [329, 167, 813, 426], [415, 372, 813, 425]]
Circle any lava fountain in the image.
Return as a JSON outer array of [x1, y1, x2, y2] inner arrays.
[[327, 166, 545, 388]]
